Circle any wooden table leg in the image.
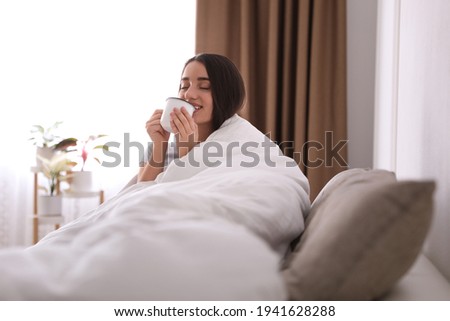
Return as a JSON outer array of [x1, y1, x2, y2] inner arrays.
[[33, 172, 39, 244], [33, 172, 38, 215], [33, 216, 38, 244]]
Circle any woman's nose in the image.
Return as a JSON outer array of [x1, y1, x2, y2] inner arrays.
[[184, 86, 198, 100]]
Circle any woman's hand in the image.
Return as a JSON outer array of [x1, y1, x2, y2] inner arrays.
[[170, 107, 199, 158], [145, 109, 170, 144]]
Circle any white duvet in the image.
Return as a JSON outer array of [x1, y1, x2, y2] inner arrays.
[[0, 115, 310, 300]]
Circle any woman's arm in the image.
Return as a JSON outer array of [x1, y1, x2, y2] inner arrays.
[[138, 109, 170, 182], [137, 141, 168, 182]]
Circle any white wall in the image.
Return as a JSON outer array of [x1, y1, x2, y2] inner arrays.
[[396, 0, 450, 281], [346, 0, 378, 169], [374, 0, 450, 281]]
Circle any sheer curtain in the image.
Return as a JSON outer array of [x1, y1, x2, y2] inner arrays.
[[0, 0, 196, 247]]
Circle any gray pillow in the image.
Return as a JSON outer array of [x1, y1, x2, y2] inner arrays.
[[283, 168, 435, 300]]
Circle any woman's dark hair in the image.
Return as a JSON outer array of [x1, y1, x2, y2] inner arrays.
[[181, 53, 246, 131]]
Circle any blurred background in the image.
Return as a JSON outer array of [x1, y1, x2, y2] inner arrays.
[[0, 0, 196, 245]]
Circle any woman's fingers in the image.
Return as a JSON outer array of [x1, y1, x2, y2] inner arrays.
[[146, 109, 170, 141], [170, 107, 198, 152], [146, 115, 163, 131], [146, 109, 163, 125], [181, 106, 197, 129], [170, 107, 195, 135]]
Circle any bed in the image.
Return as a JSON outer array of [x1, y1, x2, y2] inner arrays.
[[0, 115, 310, 300], [0, 115, 438, 300]]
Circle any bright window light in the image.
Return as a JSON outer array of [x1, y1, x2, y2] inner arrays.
[[0, 0, 196, 194]]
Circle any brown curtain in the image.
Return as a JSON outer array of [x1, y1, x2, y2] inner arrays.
[[196, 0, 348, 200]]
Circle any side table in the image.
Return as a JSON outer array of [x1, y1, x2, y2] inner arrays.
[[31, 167, 104, 244]]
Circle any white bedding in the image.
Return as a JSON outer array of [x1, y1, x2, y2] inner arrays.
[[0, 115, 310, 300]]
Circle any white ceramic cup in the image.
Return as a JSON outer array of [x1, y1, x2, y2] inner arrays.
[[160, 97, 195, 133]]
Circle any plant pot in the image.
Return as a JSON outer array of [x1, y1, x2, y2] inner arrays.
[[36, 146, 54, 170], [70, 171, 93, 192], [38, 195, 62, 216]]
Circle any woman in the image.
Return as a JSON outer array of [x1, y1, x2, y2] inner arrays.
[[138, 53, 245, 182]]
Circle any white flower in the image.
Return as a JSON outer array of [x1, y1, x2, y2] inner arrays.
[[38, 153, 74, 196]]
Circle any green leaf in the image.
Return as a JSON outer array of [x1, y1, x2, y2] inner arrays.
[[30, 125, 45, 134], [53, 138, 78, 151], [93, 144, 108, 151]]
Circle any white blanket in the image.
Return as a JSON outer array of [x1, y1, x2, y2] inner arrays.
[[0, 115, 310, 300]]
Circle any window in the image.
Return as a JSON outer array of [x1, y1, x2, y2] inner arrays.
[[0, 0, 196, 246], [1, 0, 196, 184]]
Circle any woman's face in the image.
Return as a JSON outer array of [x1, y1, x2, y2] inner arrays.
[[178, 61, 213, 128]]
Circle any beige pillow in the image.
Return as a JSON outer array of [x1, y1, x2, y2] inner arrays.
[[283, 169, 435, 300], [305, 168, 397, 228]]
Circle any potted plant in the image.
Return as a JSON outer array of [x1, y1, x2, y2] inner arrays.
[[68, 135, 108, 192], [37, 153, 74, 216], [29, 122, 77, 169]]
